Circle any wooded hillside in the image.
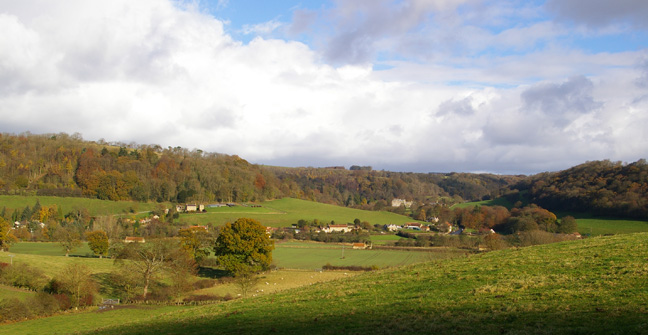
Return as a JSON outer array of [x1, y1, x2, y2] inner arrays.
[[0, 133, 520, 206], [512, 160, 648, 218]]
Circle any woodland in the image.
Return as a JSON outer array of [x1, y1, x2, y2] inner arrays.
[[0, 132, 646, 220]]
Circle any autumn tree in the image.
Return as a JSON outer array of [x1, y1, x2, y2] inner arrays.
[[0, 217, 17, 251], [54, 226, 81, 257], [86, 231, 109, 258], [178, 227, 213, 263], [557, 216, 578, 234], [113, 239, 195, 298], [214, 218, 274, 275], [57, 264, 97, 308]]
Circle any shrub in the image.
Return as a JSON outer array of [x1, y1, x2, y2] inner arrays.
[[322, 263, 375, 271], [192, 278, 217, 290], [27, 292, 62, 316], [0, 263, 47, 291], [0, 298, 32, 322], [52, 294, 72, 310]]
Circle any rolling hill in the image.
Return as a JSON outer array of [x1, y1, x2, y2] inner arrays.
[[2, 233, 646, 334]]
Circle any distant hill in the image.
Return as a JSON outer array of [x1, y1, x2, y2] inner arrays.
[[0, 133, 521, 207], [512, 160, 648, 219]]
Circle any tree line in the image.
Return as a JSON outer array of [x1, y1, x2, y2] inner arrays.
[[0, 132, 522, 207], [511, 159, 648, 219]]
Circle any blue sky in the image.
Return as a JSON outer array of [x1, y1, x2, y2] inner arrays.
[[0, 0, 647, 174]]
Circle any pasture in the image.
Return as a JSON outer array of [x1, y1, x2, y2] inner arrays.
[[0, 195, 161, 216], [177, 198, 422, 227], [272, 241, 463, 270], [2, 233, 645, 334]]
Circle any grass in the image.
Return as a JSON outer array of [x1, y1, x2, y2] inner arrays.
[[3, 232, 646, 334], [568, 215, 648, 236], [0, 285, 35, 301], [177, 198, 421, 228], [0, 251, 115, 278], [193, 269, 355, 298], [272, 241, 460, 270], [0, 195, 162, 216], [7, 242, 94, 257], [369, 234, 405, 245], [452, 197, 514, 209]]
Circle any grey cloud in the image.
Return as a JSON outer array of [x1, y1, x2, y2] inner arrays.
[[192, 107, 237, 130], [546, 0, 648, 29], [437, 96, 475, 116], [288, 9, 317, 36], [315, 0, 440, 64], [636, 58, 648, 88], [521, 76, 601, 125]]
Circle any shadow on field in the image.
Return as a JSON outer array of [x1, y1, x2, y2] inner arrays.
[[85, 306, 648, 335], [197, 267, 229, 279]]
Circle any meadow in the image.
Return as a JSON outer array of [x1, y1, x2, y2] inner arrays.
[[272, 241, 462, 270], [0, 195, 161, 216], [177, 198, 422, 227], [2, 233, 646, 334]]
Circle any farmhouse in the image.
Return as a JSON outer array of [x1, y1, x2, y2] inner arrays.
[[352, 243, 368, 249], [323, 224, 353, 233], [404, 222, 428, 231], [384, 224, 401, 232], [391, 198, 413, 208], [124, 236, 145, 243]]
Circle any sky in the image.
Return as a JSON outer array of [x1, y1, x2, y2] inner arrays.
[[0, 0, 647, 175]]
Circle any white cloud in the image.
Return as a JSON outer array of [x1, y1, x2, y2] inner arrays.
[[241, 19, 283, 36], [0, 0, 646, 174]]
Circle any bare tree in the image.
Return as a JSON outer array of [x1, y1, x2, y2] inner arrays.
[[113, 239, 195, 298]]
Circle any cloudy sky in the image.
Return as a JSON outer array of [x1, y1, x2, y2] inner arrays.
[[1, 0, 647, 174]]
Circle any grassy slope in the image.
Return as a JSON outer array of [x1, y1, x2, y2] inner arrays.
[[3, 233, 647, 334], [177, 198, 421, 227], [0, 195, 161, 216], [0, 251, 114, 277]]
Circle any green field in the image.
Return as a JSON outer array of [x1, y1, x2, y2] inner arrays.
[[0, 195, 162, 216], [0, 285, 35, 301], [2, 233, 646, 334], [6, 242, 93, 257], [0, 251, 115, 278], [567, 215, 648, 236], [369, 234, 405, 245], [452, 197, 514, 209], [177, 198, 421, 227], [2, 241, 453, 273], [272, 241, 461, 270]]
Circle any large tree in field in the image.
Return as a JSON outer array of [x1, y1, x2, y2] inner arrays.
[[214, 218, 274, 275], [86, 231, 109, 258], [57, 264, 97, 308], [114, 239, 195, 298], [54, 226, 81, 257]]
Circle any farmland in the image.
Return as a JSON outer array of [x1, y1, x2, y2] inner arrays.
[[0, 195, 161, 217], [272, 241, 463, 270], [1, 233, 646, 334], [176, 198, 422, 227]]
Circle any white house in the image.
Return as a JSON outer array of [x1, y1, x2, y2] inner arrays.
[[391, 198, 413, 208], [323, 224, 353, 233]]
